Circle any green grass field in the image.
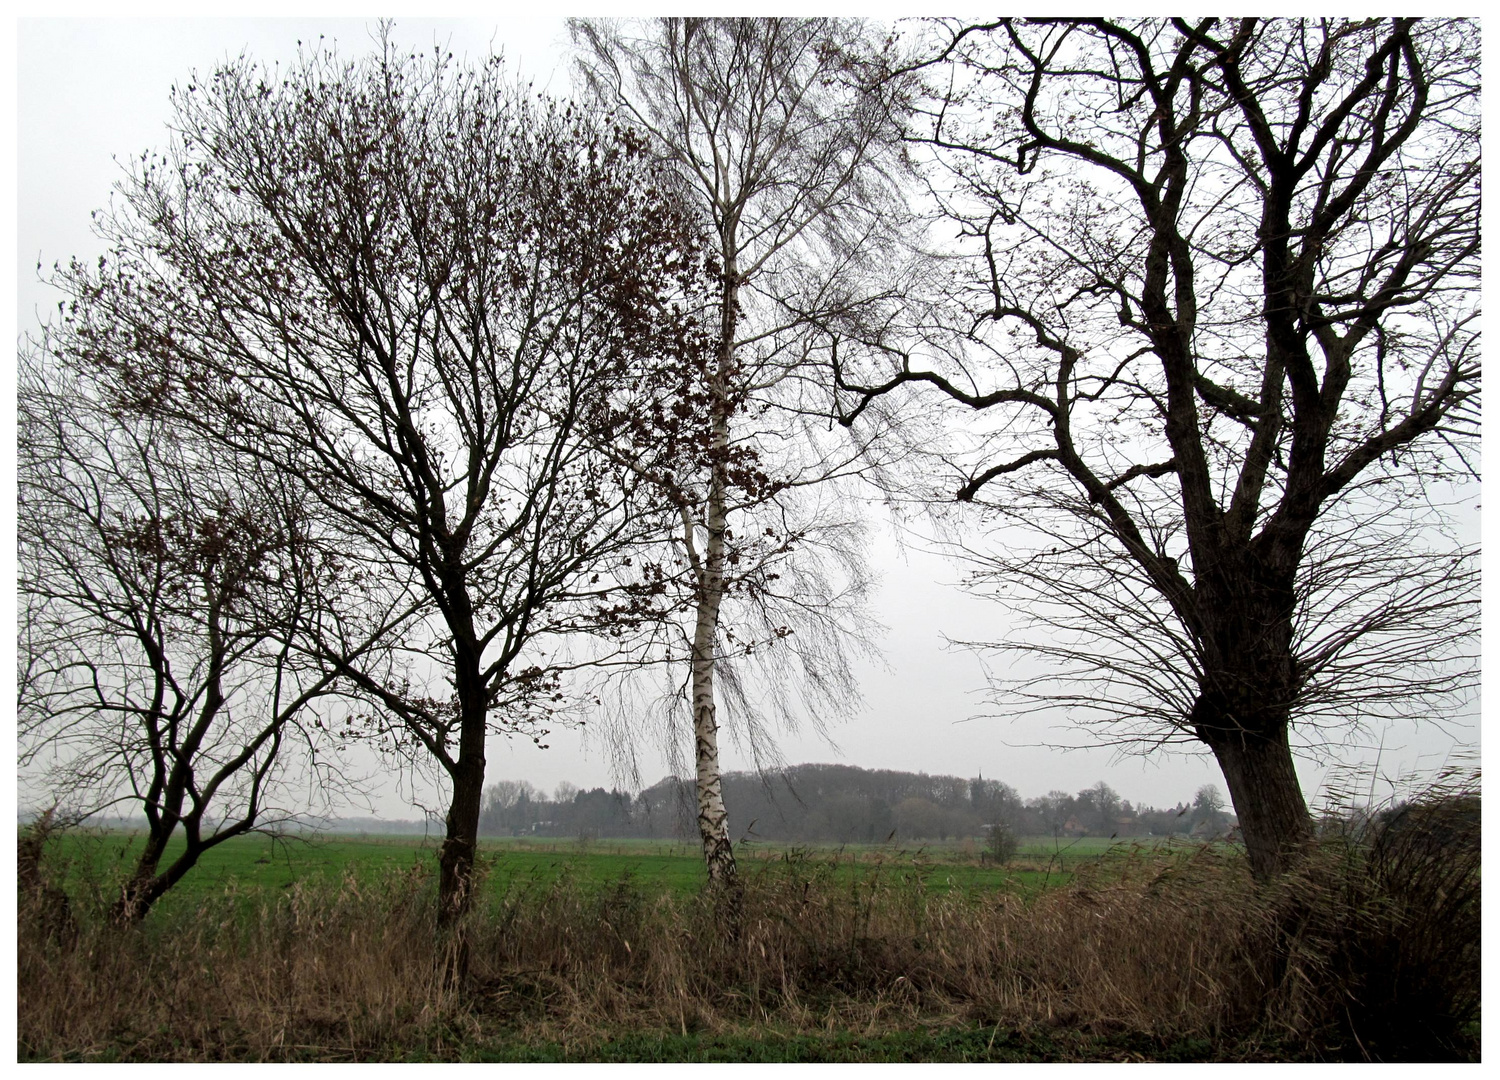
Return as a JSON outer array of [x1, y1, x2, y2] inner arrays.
[[43, 829, 1180, 918], [22, 824, 1473, 1063]]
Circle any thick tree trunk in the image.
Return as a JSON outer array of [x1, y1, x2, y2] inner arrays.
[[435, 620, 490, 985], [437, 758, 484, 930], [1197, 710, 1313, 881], [436, 763, 482, 987], [1187, 568, 1314, 881]]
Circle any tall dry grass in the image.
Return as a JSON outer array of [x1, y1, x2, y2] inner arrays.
[[1254, 785, 1481, 1060], [18, 799, 1478, 1062]]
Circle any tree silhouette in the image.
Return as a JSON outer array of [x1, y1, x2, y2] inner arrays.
[[839, 18, 1478, 878], [41, 36, 718, 954]]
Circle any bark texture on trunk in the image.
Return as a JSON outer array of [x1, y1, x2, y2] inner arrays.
[[111, 823, 219, 924], [435, 597, 490, 984], [689, 439, 739, 894], [1194, 693, 1313, 881], [691, 622, 737, 889], [685, 267, 741, 907], [437, 761, 484, 930], [1187, 569, 1314, 881]]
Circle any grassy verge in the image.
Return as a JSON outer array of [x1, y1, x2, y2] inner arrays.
[[21, 816, 1476, 1063]]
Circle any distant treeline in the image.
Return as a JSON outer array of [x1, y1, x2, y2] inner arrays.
[[478, 763, 1236, 842], [34, 814, 446, 838]]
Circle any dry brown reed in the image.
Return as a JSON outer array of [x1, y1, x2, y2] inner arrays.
[[1253, 784, 1482, 1060], [18, 808, 1478, 1062]]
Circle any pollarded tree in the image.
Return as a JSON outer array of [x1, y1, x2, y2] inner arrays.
[[43, 36, 718, 937], [838, 18, 1479, 878], [573, 16, 911, 893]]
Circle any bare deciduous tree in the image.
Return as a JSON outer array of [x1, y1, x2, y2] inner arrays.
[[573, 16, 911, 896], [40, 37, 716, 948], [18, 350, 384, 921], [839, 18, 1479, 879]]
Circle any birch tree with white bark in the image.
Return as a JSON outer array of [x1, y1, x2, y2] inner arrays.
[[572, 17, 913, 898]]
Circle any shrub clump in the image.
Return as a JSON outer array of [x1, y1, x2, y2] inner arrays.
[[1255, 787, 1481, 1061]]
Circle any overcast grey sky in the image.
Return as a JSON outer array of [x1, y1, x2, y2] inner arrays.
[[12, 17, 1483, 820]]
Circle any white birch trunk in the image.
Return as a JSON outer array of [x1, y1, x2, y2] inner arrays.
[[689, 479, 735, 887], [687, 266, 740, 894]]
